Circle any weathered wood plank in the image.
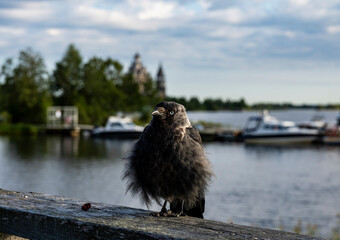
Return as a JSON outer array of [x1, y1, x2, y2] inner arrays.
[[0, 233, 28, 240], [0, 189, 324, 240]]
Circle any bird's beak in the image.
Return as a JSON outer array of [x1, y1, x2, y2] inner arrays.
[[151, 110, 162, 116], [152, 107, 165, 116]]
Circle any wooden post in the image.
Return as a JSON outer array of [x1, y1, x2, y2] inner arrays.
[[0, 189, 324, 240]]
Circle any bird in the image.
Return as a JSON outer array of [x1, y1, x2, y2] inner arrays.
[[122, 101, 213, 218]]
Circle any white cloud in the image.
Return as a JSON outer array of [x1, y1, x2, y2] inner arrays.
[[262, 28, 296, 38], [0, 1, 53, 21], [290, 0, 309, 7], [327, 25, 340, 34], [72, 1, 184, 31], [285, 0, 339, 21], [0, 40, 8, 47], [208, 7, 246, 23], [137, 1, 176, 20], [46, 28, 62, 37], [208, 26, 255, 39], [283, 31, 296, 38], [198, 0, 212, 10], [0, 27, 25, 35], [223, 7, 245, 23]]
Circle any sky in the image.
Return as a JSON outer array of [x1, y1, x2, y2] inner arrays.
[[0, 0, 340, 104]]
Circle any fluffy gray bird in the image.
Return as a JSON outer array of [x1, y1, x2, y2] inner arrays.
[[123, 101, 213, 218]]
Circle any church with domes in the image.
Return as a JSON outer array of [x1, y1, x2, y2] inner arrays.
[[128, 53, 166, 99]]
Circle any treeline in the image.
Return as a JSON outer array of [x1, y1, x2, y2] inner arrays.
[[0, 44, 161, 125], [251, 102, 340, 110], [165, 97, 248, 111], [165, 97, 340, 111]]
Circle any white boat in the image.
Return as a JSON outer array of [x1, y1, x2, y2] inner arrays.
[[243, 111, 321, 144], [322, 113, 340, 145], [297, 115, 327, 130], [91, 116, 144, 139]]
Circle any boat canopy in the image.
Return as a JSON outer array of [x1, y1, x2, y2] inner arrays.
[[244, 114, 296, 133]]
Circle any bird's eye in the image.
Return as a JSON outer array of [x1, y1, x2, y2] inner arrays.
[[169, 111, 174, 115]]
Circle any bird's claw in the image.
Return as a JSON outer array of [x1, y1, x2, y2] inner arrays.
[[173, 212, 186, 217], [151, 209, 173, 217], [151, 212, 161, 217], [165, 211, 186, 217]]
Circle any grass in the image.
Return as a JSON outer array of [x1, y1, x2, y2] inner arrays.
[[277, 213, 340, 239], [0, 123, 40, 135]]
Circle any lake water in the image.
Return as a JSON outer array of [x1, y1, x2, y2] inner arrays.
[[0, 109, 339, 238]]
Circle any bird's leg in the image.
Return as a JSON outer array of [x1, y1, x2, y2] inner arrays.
[[152, 200, 172, 217], [151, 200, 168, 217], [161, 200, 168, 214], [170, 200, 186, 217], [177, 200, 186, 216]]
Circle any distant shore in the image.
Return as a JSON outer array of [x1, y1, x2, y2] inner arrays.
[[165, 96, 340, 111]]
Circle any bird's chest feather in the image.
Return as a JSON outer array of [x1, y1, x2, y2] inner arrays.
[[142, 128, 198, 172]]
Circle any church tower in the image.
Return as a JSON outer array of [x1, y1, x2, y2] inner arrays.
[[156, 64, 166, 99], [128, 53, 148, 93]]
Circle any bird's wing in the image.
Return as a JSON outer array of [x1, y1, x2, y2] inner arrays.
[[186, 126, 202, 145], [142, 124, 150, 133], [139, 124, 151, 140], [138, 124, 153, 152]]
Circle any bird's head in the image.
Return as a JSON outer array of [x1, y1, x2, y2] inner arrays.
[[151, 101, 191, 129]]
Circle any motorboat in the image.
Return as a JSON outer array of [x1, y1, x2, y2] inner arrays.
[[323, 128, 340, 145], [322, 112, 340, 145], [242, 111, 321, 144], [91, 116, 144, 139], [297, 115, 327, 130]]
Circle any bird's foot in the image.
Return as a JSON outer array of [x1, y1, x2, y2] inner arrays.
[[175, 212, 187, 217], [160, 206, 172, 216], [151, 209, 172, 217], [168, 211, 186, 217]]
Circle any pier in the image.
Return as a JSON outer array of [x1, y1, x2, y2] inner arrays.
[[0, 189, 323, 240], [45, 106, 93, 136], [43, 124, 93, 136]]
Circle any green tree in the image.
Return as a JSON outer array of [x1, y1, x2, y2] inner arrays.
[[142, 76, 162, 108], [203, 98, 218, 110], [165, 96, 187, 107], [187, 97, 202, 110], [119, 73, 142, 112], [79, 57, 124, 124], [115, 72, 161, 124], [0, 48, 51, 123], [51, 44, 83, 105], [231, 98, 247, 110]]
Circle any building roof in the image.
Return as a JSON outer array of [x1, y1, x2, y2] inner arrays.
[[134, 53, 140, 59], [157, 64, 164, 77]]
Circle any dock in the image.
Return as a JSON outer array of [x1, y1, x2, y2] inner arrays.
[[43, 124, 93, 136], [0, 189, 323, 240]]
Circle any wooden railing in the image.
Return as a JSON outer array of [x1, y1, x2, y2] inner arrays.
[[0, 189, 324, 240]]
